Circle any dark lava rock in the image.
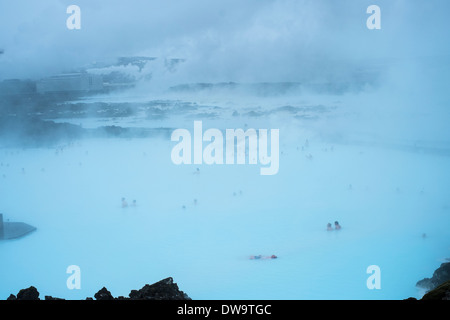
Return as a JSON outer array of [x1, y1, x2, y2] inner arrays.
[[421, 280, 450, 300], [416, 262, 450, 291], [0, 117, 83, 148], [94, 287, 114, 300], [128, 277, 191, 300], [45, 296, 65, 300], [16, 286, 40, 300], [7, 277, 190, 300]]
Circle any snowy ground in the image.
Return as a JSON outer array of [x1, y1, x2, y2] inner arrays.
[[1, 92, 449, 300]]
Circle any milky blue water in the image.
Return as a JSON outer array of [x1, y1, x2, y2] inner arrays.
[[1, 96, 449, 299]]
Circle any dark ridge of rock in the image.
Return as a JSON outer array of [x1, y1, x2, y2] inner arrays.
[[128, 277, 191, 300], [0, 115, 173, 148], [0, 116, 83, 147], [45, 296, 65, 301], [421, 280, 450, 300], [94, 287, 114, 300], [1, 213, 36, 240], [416, 262, 450, 291], [16, 286, 40, 300], [6, 277, 190, 300], [89, 125, 173, 139]]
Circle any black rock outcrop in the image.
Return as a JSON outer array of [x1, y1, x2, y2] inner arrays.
[[94, 287, 114, 300], [128, 277, 191, 300], [421, 280, 450, 300], [6, 277, 190, 300], [416, 262, 450, 291], [7, 286, 40, 300]]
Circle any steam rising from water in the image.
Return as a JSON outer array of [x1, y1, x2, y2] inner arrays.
[[0, 0, 449, 300]]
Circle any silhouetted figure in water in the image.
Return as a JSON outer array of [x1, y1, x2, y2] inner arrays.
[[194, 199, 197, 205], [250, 255, 277, 260], [348, 184, 352, 190], [334, 221, 342, 230], [327, 223, 333, 231], [422, 233, 427, 239], [122, 197, 128, 208], [194, 168, 200, 175], [131, 200, 137, 207]]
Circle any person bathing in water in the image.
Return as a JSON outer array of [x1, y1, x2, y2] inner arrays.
[[122, 197, 128, 208], [327, 221, 342, 231], [250, 255, 277, 260]]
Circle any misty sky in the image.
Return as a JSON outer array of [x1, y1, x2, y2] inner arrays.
[[1, 0, 450, 82]]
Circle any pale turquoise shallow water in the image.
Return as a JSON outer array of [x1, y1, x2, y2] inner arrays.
[[0, 126, 448, 299]]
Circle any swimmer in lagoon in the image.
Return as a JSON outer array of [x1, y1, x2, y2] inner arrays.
[[334, 221, 342, 230], [250, 255, 277, 260], [122, 197, 128, 208]]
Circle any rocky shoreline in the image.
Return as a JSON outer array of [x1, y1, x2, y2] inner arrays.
[[0, 116, 174, 148], [6, 277, 191, 301], [5, 262, 450, 300], [413, 261, 450, 300]]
